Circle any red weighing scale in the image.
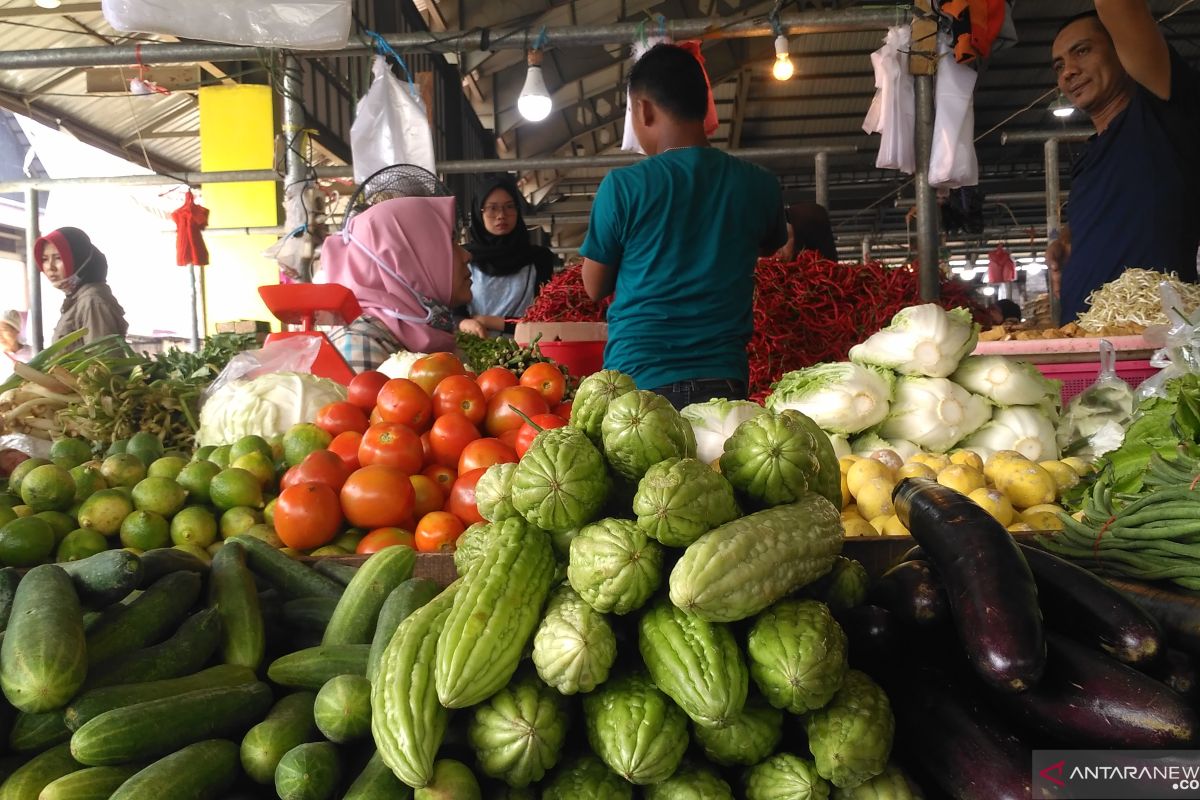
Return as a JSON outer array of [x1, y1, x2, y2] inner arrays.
[[257, 284, 362, 385]]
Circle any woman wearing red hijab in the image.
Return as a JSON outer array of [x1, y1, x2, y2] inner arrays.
[[34, 227, 128, 345]]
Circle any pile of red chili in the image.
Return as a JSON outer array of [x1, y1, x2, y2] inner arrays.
[[521, 265, 612, 323]]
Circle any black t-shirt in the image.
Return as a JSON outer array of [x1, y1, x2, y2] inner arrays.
[[1062, 47, 1200, 321]]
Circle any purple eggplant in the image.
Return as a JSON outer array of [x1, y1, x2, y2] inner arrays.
[[1107, 578, 1200, 659], [869, 559, 949, 627]]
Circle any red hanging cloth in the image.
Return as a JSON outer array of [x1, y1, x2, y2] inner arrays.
[[676, 40, 720, 136], [987, 244, 1016, 283], [171, 190, 210, 267]]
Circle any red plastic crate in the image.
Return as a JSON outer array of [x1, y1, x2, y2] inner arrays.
[[1037, 360, 1158, 405], [538, 340, 605, 379]]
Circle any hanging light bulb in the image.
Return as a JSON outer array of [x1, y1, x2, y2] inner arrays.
[[34, 0, 62, 7], [518, 49, 552, 123], [1049, 91, 1075, 118], [772, 35, 794, 81]]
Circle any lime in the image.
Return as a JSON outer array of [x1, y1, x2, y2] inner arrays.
[[126, 432, 165, 467], [263, 497, 278, 528], [206, 541, 225, 558], [11, 506, 32, 518], [0, 507, 15, 527], [267, 435, 285, 462], [131, 477, 187, 518], [50, 438, 94, 470], [242, 523, 284, 549], [220, 506, 262, 540], [193, 445, 216, 462], [20, 464, 76, 513], [176, 460, 221, 504], [0, 517, 56, 567], [105, 439, 128, 457], [34, 511, 76, 544], [147, 456, 188, 481], [7, 458, 50, 496], [209, 445, 232, 469], [171, 505, 218, 548], [0, 493, 18, 509], [173, 542, 212, 565], [69, 464, 108, 503], [209, 468, 264, 512], [331, 530, 364, 553], [309, 545, 349, 557], [77, 488, 135, 537], [231, 452, 276, 489], [120, 510, 171, 551], [101, 454, 146, 488], [230, 435, 273, 463], [283, 424, 332, 468], [57, 528, 109, 562]]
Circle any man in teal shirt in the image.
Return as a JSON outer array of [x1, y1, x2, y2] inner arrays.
[[581, 43, 787, 408]]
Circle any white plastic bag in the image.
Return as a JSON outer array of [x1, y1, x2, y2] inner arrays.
[[101, 0, 351, 49], [621, 35, 672, 154], [200, 336, 322, 409], [350, 56, 437, 183], [930, 34, 980, 188], [863, 26, 915, 174], [1057, 341, 1135, 457], [1135, 283, 1200, 401]]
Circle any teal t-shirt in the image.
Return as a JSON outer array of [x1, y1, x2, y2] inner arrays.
[[579, 147, 786, 389]]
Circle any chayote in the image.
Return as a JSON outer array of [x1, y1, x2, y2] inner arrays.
[[746, 753, 832, 800], [567, 518, 663, 615], [720, 409, 841, 509], [601, 390, 695, 481], [570, 370, 637, 445], [748, 599, 848, 714], [632, 457, 740, 547], [805, 670, 895, 789], [511, 427, 609, 533], [583, 673, 689, 785]]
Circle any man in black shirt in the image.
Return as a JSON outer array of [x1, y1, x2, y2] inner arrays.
[[1045, 1, 1200, 322]]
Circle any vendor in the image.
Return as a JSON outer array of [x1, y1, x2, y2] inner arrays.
[[322, 196, 473, 371], [0, 310, 29, 382], [35, 227, 128, 346], [1046, 2, 1200, 322], [580, 44, 787, 409], [773, 202, 839, 262], [457, 177, 556, 339]]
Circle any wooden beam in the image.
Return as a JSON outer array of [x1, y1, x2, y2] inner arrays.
[[728, 67, 752, 149], [86, 65, 202, 95]]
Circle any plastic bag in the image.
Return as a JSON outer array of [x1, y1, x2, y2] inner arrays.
[[929, 33, 979, 188], [1135, 283, 1200, 401], [200, 336, 321, 409], [863, 26, 915, 174], [101, 0, 351, 49], [350, 56, 436, 183], [621, 35, 672, 153], [1056, 341, 1136, 457]]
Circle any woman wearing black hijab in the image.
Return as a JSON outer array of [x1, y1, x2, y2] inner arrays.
[[34, 227, 128, 346], [457, 178, 556, 338]]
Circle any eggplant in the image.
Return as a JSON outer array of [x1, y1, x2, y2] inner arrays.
[[1107, 578, 1200, 659], [869, 559, 949, 627], [1159, 649, 1199, 702], [897, 545, 926, 564], [1000, 632, 1199, 748], [833, 605, 902, 676], [893, 478, 1045, 692], [1020, 544, 1165, 668]]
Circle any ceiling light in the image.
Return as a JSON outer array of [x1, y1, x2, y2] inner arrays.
[[518, 49, 552, 122], [960, 268, 977, 281], [980, 286, 997, 296], [1049, 91, 1075, 118], [1026, 262, 1044, 276], [948, 258, 967, 267], [772, 35, 794, 81], [35, 0, 62, 7]]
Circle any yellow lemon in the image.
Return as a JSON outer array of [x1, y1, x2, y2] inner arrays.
[[847, 459, 895, 498], [882, 515, 909, 536], [994, 462, 1058, 510], [937, 465, 986, 496], [1040, 460, 1080, 494], [968, 487, 1015, 526], [949, 450, 984, 471], [1021, 504, 1067, 531], [896, 462, 937, 481], [842, 516, 877, 538], [856, 477, 897, 521]]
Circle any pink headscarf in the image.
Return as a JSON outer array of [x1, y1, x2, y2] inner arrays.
[[322, 196, 459, 353]]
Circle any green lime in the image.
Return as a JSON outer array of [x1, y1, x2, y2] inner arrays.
[[131, 477, 187, 518], [34, 511, 76, 544], [309, 545, 349, 557], [176, 460, 221, 504], [11, 506, 31, 518], [282, 424, 332, 468], [147, 456, 188, 480], [331, 530, 364, 553], [20, 464, 76, 513], [193, 445, 216, 462], [100, 454, 146, 488], [209, 445, 232, 469], [220, 506, 262, 540], [76, 488, 135, 537], [171, 505, 218, 548], [0, 517, 56, 567], [230, 435, 273, 463], [242, 523, 284, 549], [206, 541, 225, 558], [125, 432, 165, 467], [57, 528, 109, 562], [50, 438, 93, 470], [120, 510, 171, 551], [105, 439, 128, 457], [0, 493, 18, 509], [231, 452, 276, 489], [209, 468, 264, 512], [69, 464, 108, 503], [7, 458, 50, 496], [267, 435, 285, 462], [263, 497, 278, 528], [0, 507, 15, 527], [173, 542, 212, 565]]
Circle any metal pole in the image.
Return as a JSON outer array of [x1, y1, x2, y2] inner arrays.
[[914, 75, 940, 301], [1045, 137, 1062, 326], [1000, 129, 1091, 144], [188, 264, 200, 352], [281, 55, 312, 282], [24, 188, 42, 355], [861, 235, 872, 264], [814, 151, 830, 210]]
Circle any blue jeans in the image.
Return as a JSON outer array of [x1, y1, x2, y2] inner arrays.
[[651, 378, 748, 410]]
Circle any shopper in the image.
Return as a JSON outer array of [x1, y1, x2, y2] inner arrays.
[[773, 202, 839, 262], [1046, 2, 1200, 322], [0, 310, 29, 382], [458, 177, 556, 339], [322, 196, 473, 371], [580, 43, 787, 409], [35, 227, 128, 346]]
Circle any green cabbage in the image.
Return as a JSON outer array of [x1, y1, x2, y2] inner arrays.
[[197, 372, 346, 447], [680, 400, 768, 466], [960, 405, 1060, 461], [951, 356, 1060, 407], [767, 363, 894, 435], [876, 377, 991, 453], [849, 305, 979, 379]]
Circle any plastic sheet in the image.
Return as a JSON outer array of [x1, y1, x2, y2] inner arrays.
[[349, 56, 436, 183], [199, 336, 321, 410], [1057, 341, 1135, 457], [929, 34, 980, 188], [101, 0, 351, 50], [1136, 283, 1200, 401], [863, 26, 915, 174]]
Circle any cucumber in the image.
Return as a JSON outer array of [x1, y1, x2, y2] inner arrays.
[[109, 739, 239, 800], [83, 607, 222, 689], [85, 571, 201, 666], [313, 674, 371, 743], [58, 550, 143, 609], [0, 742, 81, 800], [8, 709, 69, 753], [367, 579, 440, 681], [274, 742, 342, 800], [231, 536, 343, 600], [65, 664, 256, 732], [282, 598, 339, 637], [70, 682, 273, 766], [267, 645, 370, 690], [38, 765, 141, 800], [208, 541, 265, 670], [0, 758, 22, 788], [322, 546, 415, 646], [0, 568, 19, 632], [137, 548, 208, 586], [0, 565, 87, 714], [344, 750, 410, 800], [313, 560, 359, 586], [240, 692, 319, 785]]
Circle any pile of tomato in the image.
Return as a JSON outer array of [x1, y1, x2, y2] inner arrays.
[[271, 353, 571, 556]]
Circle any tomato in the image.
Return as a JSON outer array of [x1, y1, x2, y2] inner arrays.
[[281, 449, 350, 492], [485, 386, 550, 437], [328, 431, 362, 472], [458, 437, 518, 475], [357, 527, 415, 554], [432, 375, 487, 425], [446, 467, 487, 525], [498, 428, 520, 450], [340, 465, 416, 529], [414, 511, 466, 553], [314, 401, 370, 437], [420, 432, 433, 465], [358, 422, 424, 473], [428, 412, 480, 469], [515, 414, 569, 458], [422, 464, 456, 492], [409, 352, 466, 396], [376, 378, 434, 432], [520, 362, 568, 407], [409, 474, 445, 519], [274, 482, 344, 550], [476, 366, 519, 402], [553, 401, 573, 419], [369, 406, 384, 426], [347, 370, 390, 411]]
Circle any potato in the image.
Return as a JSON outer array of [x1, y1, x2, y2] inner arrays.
[[968, 487, 1015, 526], [882, 515, 909, 536], [949, 449, 984, 471], [937, 464, 986, 495], [847, 459, 894, 498], [869, 449, 904, 472], [993, 462, 1058, 510], [841, 504, 861, 520], [1021, 504, 1067, 531], [984, 450, 1030, 483], [842, 516, 877, 538], [1039, 461, 1080, 494], [839, 455, 862, 474], [1060, 456, 1095, 478], [856, 477, 897, 521], [911, 453, 951, 473], [840, 471, 852, 510], [868, 515, 889, 534], [896, 462, 937, 481]]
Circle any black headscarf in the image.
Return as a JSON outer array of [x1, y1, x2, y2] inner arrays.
[[786, 202, 838, 262], [465, 177, 555, 280]]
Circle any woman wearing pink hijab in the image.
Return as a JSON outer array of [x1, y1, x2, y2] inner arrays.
[[322, 196, 473, 371]]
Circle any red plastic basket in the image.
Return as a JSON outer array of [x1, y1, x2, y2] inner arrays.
[[1037, 360, 1158, 405], [538, 340, 605, 379]]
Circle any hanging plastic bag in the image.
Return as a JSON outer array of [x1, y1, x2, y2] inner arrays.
[[1134, 283, 1200, 401], [929, 33, 980, 188], [102, 0, 350, 49], [863, 26, 915, 174], [1056, 340, 1136, 457], [350, 56, 436, 183], [200, 336, 322, 407]]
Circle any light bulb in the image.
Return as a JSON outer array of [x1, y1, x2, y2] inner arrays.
[[518, 51, 552, 123], [772, 35, 794, 81], [1049, 91, 1076, 118], [1052, 106, 1075, 118], [35, 0, 62, 7]]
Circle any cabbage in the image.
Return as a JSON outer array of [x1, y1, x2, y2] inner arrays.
[[766, 362, 894, 435], [850, 431, 921, 463], [877, 376, 991, 453], [680, 399, 767, 466], [849, 304, 980, 378], [960, 405, 1060, 462], [378, 350, 428, 379], [828, 434, 852, 459], [952, 356, 1060, 407], [197, 372, 347, 447]]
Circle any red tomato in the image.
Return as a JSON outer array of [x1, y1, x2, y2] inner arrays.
[[415, 511, 466, 553], [432, 375, 487, 425], [369, 406, 384, 426], [520, 362, 568, 407], [409, 353, 466, 396], [358, 423, 424, 473], [476, 367, 519, 402], [553, 401, 573, 419], [376, 378, 434, 432], [458, 438, 518, 475], [314, 401, 370, 437], [409, 474, 445, 519], [515, 414, 569, 458], [340, 465, 416, 529], [274, 482, 344, 550], [420, 432, 433, 465], [281, 449, 350, 492], [428, 412, 480, 470], [485, 386, 550, 437], [328, 431, 362, 472], [422, 464, 456, 492], [357, 527, 415, 554], [446, 467, 487, 525], [347, 370, 390, 411], [498, 428, 521, 450]]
